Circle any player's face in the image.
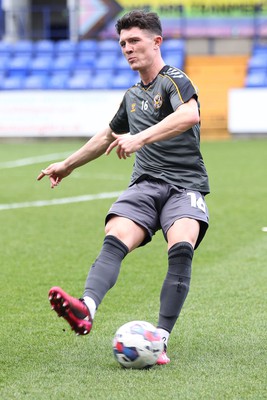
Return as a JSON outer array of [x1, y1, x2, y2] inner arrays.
[[119, 27, 160, 71]]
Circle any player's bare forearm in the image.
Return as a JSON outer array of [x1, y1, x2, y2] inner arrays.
[[63, 127, 114, 170], [37, 127, 114, 187], [140, 98, 199, 145]]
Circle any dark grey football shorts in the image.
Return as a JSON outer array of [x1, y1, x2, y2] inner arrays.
[[105, 177, 209, 249]]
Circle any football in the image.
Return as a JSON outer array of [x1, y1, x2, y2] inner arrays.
[[112, 320, 164, 369]]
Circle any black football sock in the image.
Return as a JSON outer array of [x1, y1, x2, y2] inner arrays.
[[157, 241, 193, 333], [83, 235, 129, 307]]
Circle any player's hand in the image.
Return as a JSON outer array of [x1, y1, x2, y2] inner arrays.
[[105, 133, 143, 159], [37, 161, 72, 189]]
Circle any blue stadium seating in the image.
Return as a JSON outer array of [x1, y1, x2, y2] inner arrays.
[[89, 70, 114, 89], [30, 55, 53, 75], [11, 40, 34, 55], [47, 72, 70, 89], [0, 38, 185, 90], [94, 52, 117, 69], [23, 75, 48, 89], [0, 76, 24, 90], [34, 40, 55, 55], [55, 40, 77, 54], [0, 55, 10, 73], [0, 73, 4, 87], [161, 39, 185, 53], [51, 55, 75, 72], [0, 41, 12, 56], [163, 52, 185, 69], [247, 53, 267, 69], [67, 72, 92, 89], [111, 72, 138, 89], [77, 40, 98, 54], [6, 55, 31, 76], [245, 69, 267, 87], [251, 43, 267, 56], [246, 42, 267, 87], [161, 39, 185, 70], [116, 55, 130, 70], [75, 53, 96, 70], [97, 39, 119, 54]]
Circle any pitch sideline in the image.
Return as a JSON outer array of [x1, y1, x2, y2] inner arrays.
[[0, 152, 74, 169], [0, 192, 123, 211]]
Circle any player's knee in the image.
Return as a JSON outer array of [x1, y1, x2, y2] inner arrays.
[[167, 219, 200, 249], [105, 216, 146, 251]]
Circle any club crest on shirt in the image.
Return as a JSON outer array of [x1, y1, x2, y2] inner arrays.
[[154, 94, 163, 109], [131, 103, 136, 113]]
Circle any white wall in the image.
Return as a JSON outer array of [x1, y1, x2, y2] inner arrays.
[[228, 88, 267, 135], [0, 90, 124, 137]]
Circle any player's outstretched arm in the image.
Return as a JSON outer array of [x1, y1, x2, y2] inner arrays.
[[37, 126, 114, 188]]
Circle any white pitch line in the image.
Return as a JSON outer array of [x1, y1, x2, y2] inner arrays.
[[0, 191, 122, 211], [0, 152, 73, 169], [262, 227, 267, 232]]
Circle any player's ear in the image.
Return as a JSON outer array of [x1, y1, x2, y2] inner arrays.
[[154, 35, 163, 49]]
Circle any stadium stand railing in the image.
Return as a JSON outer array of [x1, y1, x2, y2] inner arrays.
[[0, 38, 185, 90]]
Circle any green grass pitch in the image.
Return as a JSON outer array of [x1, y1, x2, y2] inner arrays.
[[0, 138, 266, 400]]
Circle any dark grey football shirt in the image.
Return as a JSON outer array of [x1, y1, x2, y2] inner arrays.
[[109, 65, 210, 194]]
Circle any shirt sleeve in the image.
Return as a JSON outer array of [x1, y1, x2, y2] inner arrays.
[[166, 70, 198, 111], [109, 94, 130, 134]]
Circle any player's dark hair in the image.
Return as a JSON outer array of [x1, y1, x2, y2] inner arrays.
[[115, 10, 162, 36]]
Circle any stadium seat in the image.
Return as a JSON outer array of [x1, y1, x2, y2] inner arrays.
[[12, 40, 34, 55], [77, 39, 98, 54], [161, 39, 185, 70], [161, 39, 185, 53], [72, 67, 94, 79], [245, 69, 267, 87], [251, 43, 267, 56], [34, 40, 55, 55], [97, 39, 118, 54], [30, 55, 53, 75], [245, 43, 267, 87], [23, 75, 48, 89], [0, 41, 13, 56], [163, 52, 184, 69], [6, 55, 31, 76], [51, 55, 75, 72], [111, 72, 138, 89], [75, 53, 95, 69], [116, 55, 130, 70], [0, 76, 24, 90], [66, 72, 92, 89], [0, 55, 10, 73], [89, 70, 114, 89], [94, 53, 117, 69], [48, 73, 69, 89], [55, 40, 77, 55], [247, 54, 267, 69]]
